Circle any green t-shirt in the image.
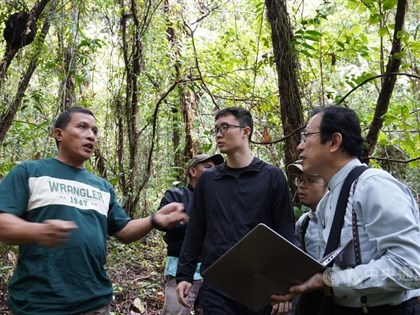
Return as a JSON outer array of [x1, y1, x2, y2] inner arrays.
[[0, 158, 131, 314]]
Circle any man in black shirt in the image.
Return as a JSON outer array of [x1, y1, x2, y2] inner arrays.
[[159, 154, 223, 315], [176, 107, 295, 315]]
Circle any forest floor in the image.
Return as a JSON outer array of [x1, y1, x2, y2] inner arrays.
[[0, 231, 168, 315]]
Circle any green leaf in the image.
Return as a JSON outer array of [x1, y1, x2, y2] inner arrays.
[[336, 41, 345, 49], [301, 42, 317, 51], [303, 35, 321, 42], [409, 41, 420, 51], [289, 39, 300, 46], [377, 132, 389, 146], [369, 13, 381, 24], [346, 0, 360, 10], [305, 30, 322, 37], [392, 51, 406, 60], [382, 0, 397, 11], [300, 50, 313, 58], [396, 30, 409, 41], [354, 72, 374, 84], [400, 105, 409, 121], [378, 27, 388, 37]]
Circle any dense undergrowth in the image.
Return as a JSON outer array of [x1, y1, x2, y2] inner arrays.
[[0, 231, 168, 315]]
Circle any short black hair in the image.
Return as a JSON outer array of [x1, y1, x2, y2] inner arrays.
[[53, 107, 95, 147], [215, 107, 253, 141], [314, 106, 364, 158]]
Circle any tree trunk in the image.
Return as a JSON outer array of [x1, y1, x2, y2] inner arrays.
[[164, 0, 182, 180], [119, 0, 140, 215], [181, 91, 195, 162], [0, 0, 51, 89], [119, 0, 156, 215], [362, 0, 408, 164], [164, 0, 194, 182], [265, 0, 304, 191], [115, 97, 127, 188], [0, 0, 52, 143], [58, 5, 79, 110], [0, 17, 51, 143]]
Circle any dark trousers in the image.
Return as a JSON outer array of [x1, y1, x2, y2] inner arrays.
[[197, 282, 272, 315], [332, 297, 420, 315]]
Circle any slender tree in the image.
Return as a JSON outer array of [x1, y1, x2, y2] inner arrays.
[[164, 0, 195, 181], [362, 0, 408, 163], [57, 4, 80, 110], [265, 0, 304, 186], [0, 5, 52, 143], [118, 0, 143, 215], [0, 0, 52, 143], [0, 0, 50, 88]]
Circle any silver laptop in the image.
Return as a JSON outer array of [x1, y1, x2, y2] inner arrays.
[[202, 223, 349, 312]]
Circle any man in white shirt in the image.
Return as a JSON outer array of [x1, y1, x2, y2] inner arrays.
[[272, 106, 420, 315]]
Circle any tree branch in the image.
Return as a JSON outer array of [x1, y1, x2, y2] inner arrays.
[[336, 72, 420, 106], [184, 22, 219, 110], [0, 0, 51, 89], [362, 0, 409, 164], [0, 14, 51, 143]]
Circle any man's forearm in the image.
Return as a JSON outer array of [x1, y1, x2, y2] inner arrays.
[[0, 212, 43, 245], [113, 217, 153, 244]]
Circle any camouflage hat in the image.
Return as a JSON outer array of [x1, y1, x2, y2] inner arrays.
[[287, 162, 303, 175], [187, 154, 224, 169], [287, 161, 320, 176]]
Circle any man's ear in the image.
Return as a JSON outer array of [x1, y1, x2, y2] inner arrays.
[[329, 132, 342, 153], [53, 128, 63, 142], [243, 126, 251, 139], [188, 167, 197, 178]]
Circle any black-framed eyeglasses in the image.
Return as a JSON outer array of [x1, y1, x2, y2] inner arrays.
[[300, 131, 321, 143], [294, 177, 324, 187], [212, 123, 244, 136]]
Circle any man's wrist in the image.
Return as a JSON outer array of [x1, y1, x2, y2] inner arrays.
[[150, 213, 161, 229]]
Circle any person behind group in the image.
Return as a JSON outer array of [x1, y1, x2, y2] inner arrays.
[[271, 106, 420, 314], [158, 153, 224, 315], [176, 106, 295, 315], [287, 161, 327, 258], [0, 107, 189, 315], [283, 162, 328, 315]]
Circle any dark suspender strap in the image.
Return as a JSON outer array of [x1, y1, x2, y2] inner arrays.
[[323, 165, 368, 259], [301, 214, 311, 252], [351, 180, 369, 314]]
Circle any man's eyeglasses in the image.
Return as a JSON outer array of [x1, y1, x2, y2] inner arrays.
[[212, 124, 244, 136], [294, 177, 324, 187], [300, 131, 321, 143]]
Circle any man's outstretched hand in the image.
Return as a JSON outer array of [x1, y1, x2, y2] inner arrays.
[[152, 202, 189, 229]]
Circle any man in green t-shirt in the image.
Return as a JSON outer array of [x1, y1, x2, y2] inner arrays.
[[0, 107, 188, 315]]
